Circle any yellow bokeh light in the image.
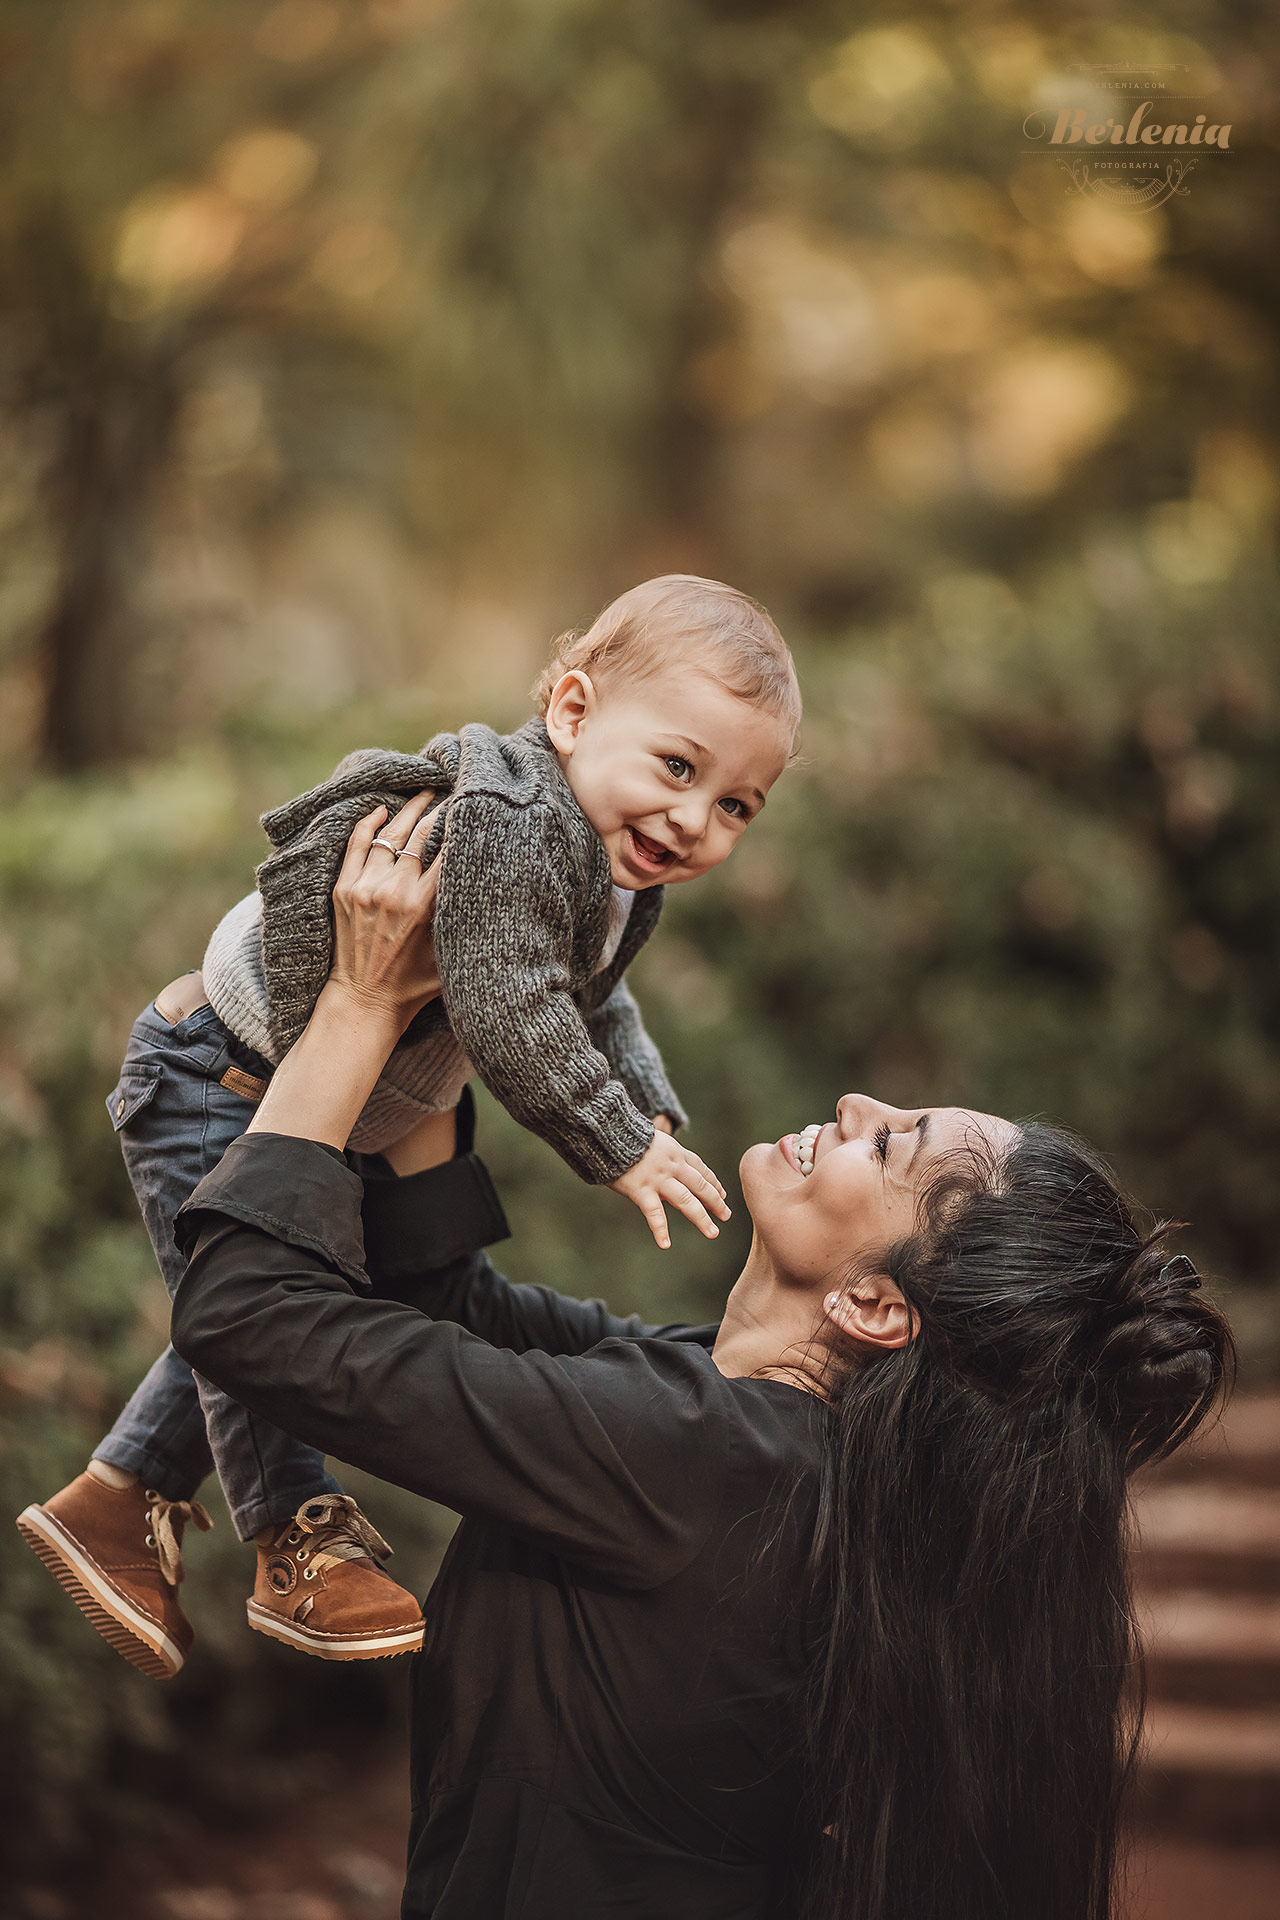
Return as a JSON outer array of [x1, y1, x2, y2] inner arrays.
[[809, 28, 953, 149], [962, 23, 1048, 105], [969, 341, 1130, 498], [1063, 202, 1164, 289], [115, 187, 246, 295], [891, 272, 996, 357], [719, 219, 882, 403], [212, 128, 320, 211]]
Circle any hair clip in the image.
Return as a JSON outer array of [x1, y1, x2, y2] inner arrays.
[[1159, 1253, 1200, 1290]]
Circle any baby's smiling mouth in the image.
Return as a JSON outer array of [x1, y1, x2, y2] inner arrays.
[[627, 826, 675, 872]]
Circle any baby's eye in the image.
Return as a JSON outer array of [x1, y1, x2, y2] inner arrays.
[[718, 796, 748, 819], [663, 756, 692, 780]]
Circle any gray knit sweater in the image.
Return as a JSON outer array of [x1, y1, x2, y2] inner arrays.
[[203, 717, 687, 1181]]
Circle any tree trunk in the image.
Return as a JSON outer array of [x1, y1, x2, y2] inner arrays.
[[20, 202, 179, 770]]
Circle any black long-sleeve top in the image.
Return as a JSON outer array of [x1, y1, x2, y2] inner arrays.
[[171, 1129, 826, 1920]]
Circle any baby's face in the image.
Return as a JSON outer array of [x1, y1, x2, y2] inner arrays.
[[546, 668, 792, 889]]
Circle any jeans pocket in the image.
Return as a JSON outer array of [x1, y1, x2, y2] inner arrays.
[[107, 1063, 162, 1132]]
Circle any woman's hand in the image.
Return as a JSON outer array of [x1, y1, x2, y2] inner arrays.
[[328, 792, 443, 1032], [246, 792, 444, 1151]]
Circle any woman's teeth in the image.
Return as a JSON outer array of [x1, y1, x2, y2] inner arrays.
[[796, 1124, 822, 1177]]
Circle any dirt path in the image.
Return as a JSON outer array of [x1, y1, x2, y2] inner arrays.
[[1128, 1835, 1280, 1920]]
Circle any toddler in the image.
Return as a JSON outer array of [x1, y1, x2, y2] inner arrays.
[[18, 575, 800, 1680]]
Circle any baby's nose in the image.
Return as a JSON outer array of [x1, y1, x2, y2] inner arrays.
[[666, 801, 709, 842]]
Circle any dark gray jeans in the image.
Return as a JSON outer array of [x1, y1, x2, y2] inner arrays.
[[93, 999, 340, 1540]]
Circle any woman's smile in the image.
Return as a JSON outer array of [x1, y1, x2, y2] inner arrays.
[[778, 1121, 831, 1177]]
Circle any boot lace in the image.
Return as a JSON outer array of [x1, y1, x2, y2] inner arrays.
[[288, 1493, 392, 1567], [145, 1491, 212, 1588]]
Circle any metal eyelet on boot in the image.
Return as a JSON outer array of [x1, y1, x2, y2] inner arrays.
[[296, 1547, 309, 1560], [144, 1533, 155, 1548], [304, 1568, 317, 1580]]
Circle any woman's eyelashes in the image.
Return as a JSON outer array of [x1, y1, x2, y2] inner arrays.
[[874, 1122, 891, 1163]]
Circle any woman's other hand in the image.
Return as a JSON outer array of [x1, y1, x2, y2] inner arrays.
[[329, 793, 443, 1032]]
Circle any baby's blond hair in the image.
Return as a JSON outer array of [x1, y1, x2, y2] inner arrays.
[[532, 575, 801, 737]]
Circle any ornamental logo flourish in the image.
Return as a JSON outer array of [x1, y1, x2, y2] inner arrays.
[[1022, 63, 1235, 210]]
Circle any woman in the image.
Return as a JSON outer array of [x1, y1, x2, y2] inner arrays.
[[170, 796, 1231, 1920]]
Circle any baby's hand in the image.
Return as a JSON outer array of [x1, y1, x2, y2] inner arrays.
[[610, 1129, 730, 1250]]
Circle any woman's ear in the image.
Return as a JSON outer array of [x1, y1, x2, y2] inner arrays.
[[823, 1279, 916, 1352], [544, 671, 597, 755]]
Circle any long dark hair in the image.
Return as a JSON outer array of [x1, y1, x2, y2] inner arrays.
[[803, 1121, 1233, 1920]]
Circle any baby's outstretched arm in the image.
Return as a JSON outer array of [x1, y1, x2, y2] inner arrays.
[[433, 790, 721, 1239], [609, 1126, 730, 1251]]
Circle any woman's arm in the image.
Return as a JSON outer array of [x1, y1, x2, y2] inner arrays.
[[247, 791, 443, 1150], [366, 1234, 670, 1355], [171, 1134, 725, 1587]]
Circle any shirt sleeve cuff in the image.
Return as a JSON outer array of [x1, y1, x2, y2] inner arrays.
[[174, 1133, 372, 1290], [357, 1152, 511, 1281]]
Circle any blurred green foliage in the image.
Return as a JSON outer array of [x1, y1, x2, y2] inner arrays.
[[1, 0, 1278, 1891]]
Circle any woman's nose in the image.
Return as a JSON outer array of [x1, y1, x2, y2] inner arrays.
[[835, 1093, 915, 1138]]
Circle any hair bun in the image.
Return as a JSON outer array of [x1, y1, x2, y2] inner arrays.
[[1093, 1245, 1225, 1466]]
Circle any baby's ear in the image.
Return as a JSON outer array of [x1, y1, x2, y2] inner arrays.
[[544, 669, 597, 751]]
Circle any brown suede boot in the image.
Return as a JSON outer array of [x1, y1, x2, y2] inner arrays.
[[17, 1471, 212, 1679], [249, 1493, 424, 1661]]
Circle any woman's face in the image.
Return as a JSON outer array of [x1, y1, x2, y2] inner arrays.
[[740, 1093, 1019, 1290]]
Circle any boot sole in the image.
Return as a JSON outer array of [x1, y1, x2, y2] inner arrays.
[[246, 1598, 424, 1660], [16, 1505, 185, 1680]]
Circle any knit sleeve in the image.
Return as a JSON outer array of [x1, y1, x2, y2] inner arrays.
[[583, 979, 688, 1133], [433, 798, 654, 1186]]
